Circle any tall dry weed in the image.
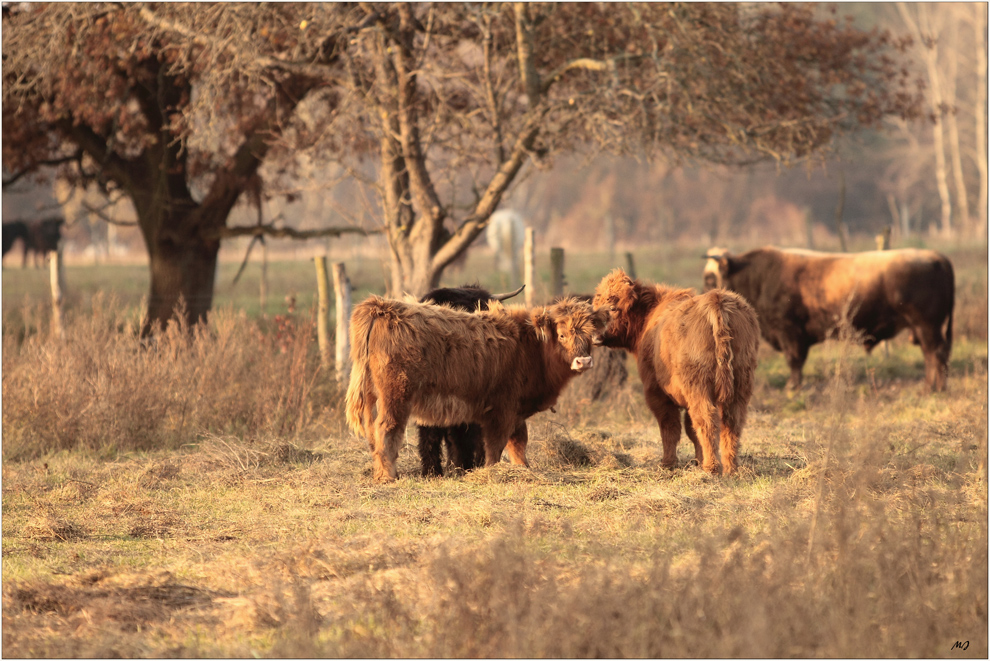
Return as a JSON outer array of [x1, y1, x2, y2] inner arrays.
[[2, 294, 343, 460]]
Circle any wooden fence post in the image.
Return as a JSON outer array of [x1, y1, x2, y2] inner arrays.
[[523, 227, 535, 307], [49, 242, 65, 340], [259, 238, 268, 314], [624, 251, 637, 280], [550, 247, 565, 299], [875, 226, 891, 251], [333, 262, 352, 384], [314, 255, 332, 370], [604, 215, 616, 262], [835, 171, 848, 252]]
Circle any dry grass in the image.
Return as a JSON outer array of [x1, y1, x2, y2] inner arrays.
[[2, 255, 987, 658], [2, 293, 344, 460]]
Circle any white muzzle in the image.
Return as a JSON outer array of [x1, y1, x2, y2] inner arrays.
[[570, 356, 593, 372]]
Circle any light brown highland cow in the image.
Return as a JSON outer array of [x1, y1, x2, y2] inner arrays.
[[593, 269, 760, 475], [345, 295, 608, 482]]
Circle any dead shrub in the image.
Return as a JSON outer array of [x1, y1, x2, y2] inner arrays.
[[2, 295, 343, 460]]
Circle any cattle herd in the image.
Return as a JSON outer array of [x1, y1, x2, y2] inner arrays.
[[345, 243, 956, 483]]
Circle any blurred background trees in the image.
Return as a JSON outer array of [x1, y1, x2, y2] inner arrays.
[[3, 2, 982, 327]]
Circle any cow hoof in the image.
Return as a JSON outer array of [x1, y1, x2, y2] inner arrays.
[[373, 466, 398, 483]]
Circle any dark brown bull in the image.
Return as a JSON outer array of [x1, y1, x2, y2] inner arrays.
[[416, 284, 524, 478], [704, 246, 954, 392], [345, 296, 608, 483], [594, 269, 760, 476]]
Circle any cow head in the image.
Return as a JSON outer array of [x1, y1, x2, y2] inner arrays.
[[591, 269, 640, 347], [702, 247, 731, 291], [534, 298, 609, 373]]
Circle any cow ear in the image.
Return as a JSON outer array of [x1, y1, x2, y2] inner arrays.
[[613, 274, 637, 312], [592, 306, 610, 330], [719, 255, 743, 278], [534, 309, 554, 342]]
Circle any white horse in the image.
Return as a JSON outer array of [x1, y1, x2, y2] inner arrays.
[[486, 209, 525, 286]]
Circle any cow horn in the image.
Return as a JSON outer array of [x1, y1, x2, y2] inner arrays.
[[491, 284, 525, 301]]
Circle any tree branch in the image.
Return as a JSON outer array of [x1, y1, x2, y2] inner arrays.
[[1, 149, 83, 189], [541, 55, 644, 95], [81, 201, 139, 226], [136, 6, 341, 82], [430, 105, 549, 273], [215, 224, 381, 241], [58, 120, 141, 191]]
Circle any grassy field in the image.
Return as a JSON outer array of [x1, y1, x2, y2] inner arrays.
[[2, 242, 987, 657]]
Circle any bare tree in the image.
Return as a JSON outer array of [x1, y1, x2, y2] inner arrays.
[[318, 3, 922, 296]]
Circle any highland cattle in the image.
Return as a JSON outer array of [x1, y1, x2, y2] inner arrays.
[[704, 246, 954, 392], [594, 269, 760, 476], [416, 284, 524, 478], [345, 295, 608, 482]]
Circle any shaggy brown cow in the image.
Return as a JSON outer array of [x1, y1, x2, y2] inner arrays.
[[345, 296, 609, 482], [416, 284, 524, 478], [704, 246, 954, 392], [593, 269, 760, 475]]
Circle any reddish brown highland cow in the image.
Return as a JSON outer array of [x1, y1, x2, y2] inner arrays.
[[593, 269, 760, 475], [345, 295, 608, 482]]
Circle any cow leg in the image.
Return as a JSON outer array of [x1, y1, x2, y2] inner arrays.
[[719, 403, 747, 476], [480, 419, 514, 466], [683, 412, 704, 467], [417, 425, 445, 478], [504, 422, 529, 467], [782, 341, 809, 390], [448, 424, 483, 471], [372, 401, 409, 483], [915, 325, 950, 393], [685, 399, 721, 475], [643, 386, 682, 470], [471, 429, 487, 469]]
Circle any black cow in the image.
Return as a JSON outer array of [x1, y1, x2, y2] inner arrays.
[[3, 217, 64, 268], [416, 284, 524, 477], [2, 221, 28, 266]]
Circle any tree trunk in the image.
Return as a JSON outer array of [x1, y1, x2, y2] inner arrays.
[[142, 227, 221, 336], [898, 3, 953, 237], [944, 19, 970, 235], [974, 4, 988, 238]]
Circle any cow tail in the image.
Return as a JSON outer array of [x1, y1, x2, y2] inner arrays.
[[708, 292, 735, 405], [344, 305, 377, 438], [945, 261, 955, 358]]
